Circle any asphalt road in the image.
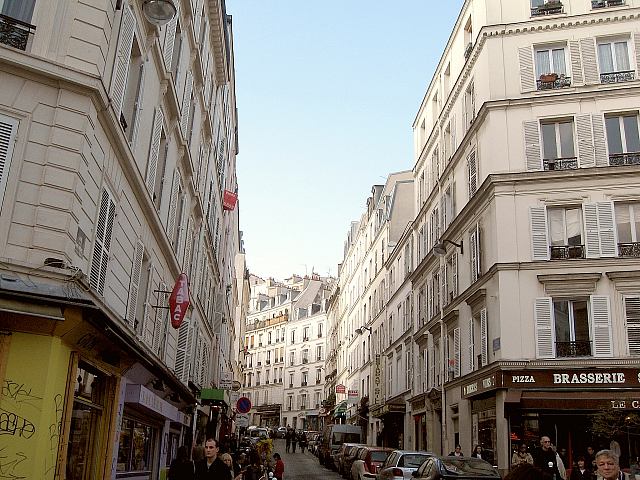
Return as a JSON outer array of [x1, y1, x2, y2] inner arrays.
[[271, 439, 342, 480]]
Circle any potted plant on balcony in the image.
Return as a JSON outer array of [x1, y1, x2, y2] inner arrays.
[[540, 72, 559, 83]]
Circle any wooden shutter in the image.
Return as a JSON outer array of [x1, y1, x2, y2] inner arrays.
[[175, 317, 191, 382], [529, 206, 550, 261], [453, 327, 461, 378], [576, 114, 595, 168], [592, 114, 609, 166], [534, 297, 555, 359], [183, 217, 194, 273], [0, 115, 18, 207], [523, 120, 542, 171], [163, 3, 179, 70], [625, 296, 640, 356], [145, 107, 164, 194], [193, 4, 202, 41], [90, 188, 117, 294], [181, 70, 193, 138], [519, 46, 536, 92], [569, 40, 584, 86], [584, 202, 617, 258], [176, 199, 188, 262], [580, 38, 599, 84], [111, 4, 136, 118], [591, 295, 612, 357], [450, 114, 456, 156], [467, 150, 477, 198], [451, 252, 458, 299], [467, 318, 474, 373], [153, 280, 167, 355], [470, 225, 479, 283], [634, 34, 640, 75], [167, 169, 181, 240], [129, 62, 145, 147], [480, 307, 488, 367], [125, 239, 144, 328]]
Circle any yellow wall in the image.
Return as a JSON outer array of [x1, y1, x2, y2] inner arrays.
[[0, 332, 71, 479]]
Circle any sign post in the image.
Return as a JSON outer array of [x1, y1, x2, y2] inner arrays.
[[236, 397, 252, 414]]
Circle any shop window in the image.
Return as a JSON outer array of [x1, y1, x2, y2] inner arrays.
[[117, 419, 155, 473]]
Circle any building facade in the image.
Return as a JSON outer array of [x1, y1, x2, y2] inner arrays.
[[0, 1, 244, 479]]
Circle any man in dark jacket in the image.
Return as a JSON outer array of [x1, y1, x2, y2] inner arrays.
[[194, 438, 231, 479], [534, 436, 564, 480]]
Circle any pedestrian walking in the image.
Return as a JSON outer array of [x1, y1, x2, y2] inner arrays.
[[512, 443, 534, 467], [272, 453, 284, 480], [569, 457, 594, 480], [533, 435, 566, 480], [169, 445, 195, 480], [220, 453, 237, 480], [472, 445, 486, 460], [242, 451, 263, 480], [194, 438, 231, 480], [291, 431, 297, 453], [285, 428, 292, 453]]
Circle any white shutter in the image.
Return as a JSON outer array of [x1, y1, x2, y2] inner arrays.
[[175, 317, 191, 382], [129, 62, 145, 147], [176, 198, 188, 262], [450, 114, 456, 155], [181, 71, 193, 138], [428, 348, 435, 388], [584, 203, 600, 258], [576, 114, 595, 168], [569, 40, 584, 86], [529, 206, 550, 261], [519, 46, 536, 92], [125, 239, 144, 328], [167, 170, 181, 240], [111, 4, 136, 118], [580, 38, 599, 84], [467, 318, 474, 373], [625, 296, 640, 356], [90, 188, 117, 294], [634, 34, 640, 75], [592, 114, 609, 167], [534, 297, 555, 359], [183, 217, 194, 273], [523, 120, 542, 171], [467, 150, 477, 198], [163, 4, 179, 70], [153, 279, 166, 355], [453, 327, 461, 378], [470, 226, 479, 282], [590, 295, 612, 357], [0, 115, 18, 207], [480, 307, 488, 367], [584, 202, 617, 258], [193, 5, 202, 42], [193, 332, 202, 386], [452, 251, 458, 298], [201, 339, 210, 386], [145, 107, 164, 194]]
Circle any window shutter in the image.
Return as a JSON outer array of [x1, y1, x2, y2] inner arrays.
[[534, 297, 555, 359], [453, 327, 461, 378], [580, 38, 599, 84], [523, 120, 542, 171], [181, 71, 193, 138], [450, 114, 456, 155], [591, 295, 612, 357], [125, 239, 144, 328], [111, 4, 136, 118], [592, 114, 609, 167], [176, 201, 188, 267], [145, 107, 164, 194], [90, 188, 117, 294], [429, 347, 435, 388], [625, 296, 640, 356], [193, 332, 202, 386], [167, 170, 181, 241], [634, 34, 640, 74], [518, 46, 536, 92], [584, 202, 617, 258], [569, 40, 584, 86], [452, 252, 458, 298], [576, 114, 595, 168], [583, 203, 601, 258], [153, 279, 166, 355], [163, 4, 179, 70], [129, 62, 145, 148], [183, 217, 194, 272], [175, 317, 191, 382], [470, 227, 479, 283], [193, 5, 201, 41], [201, 338, 210, 386], [480, 307, 488, 367], [452, 181, 456, 219], [0, 115, 18, 207], [467, 318, 474, 373], [529, 206, 549, 261], [467, 150, 477, 198]]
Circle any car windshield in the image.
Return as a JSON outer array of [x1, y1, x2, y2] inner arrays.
[[371, 451, 390, 462], [401, 454, 429, 468], [333, 432, 361, 445], [440, 458, 499, 477]]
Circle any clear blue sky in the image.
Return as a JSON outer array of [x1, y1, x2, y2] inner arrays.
[[227, 1, 464, 281]]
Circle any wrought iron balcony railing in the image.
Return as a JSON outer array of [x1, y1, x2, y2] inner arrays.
[[609, 152, 640, 166], [531, 2, 564, 16], [537, 75, 571, 90], [0, 14, 35, 51], [544, 157, 578, 171], [600, 70, 635, 83], [592, 0, 624, 7], [556, 340, 592, 357], [619, 242, 640, 257], [550, 244, 585, 260]]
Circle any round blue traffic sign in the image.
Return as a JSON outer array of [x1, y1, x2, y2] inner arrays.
[[237, 396, 252, 414]]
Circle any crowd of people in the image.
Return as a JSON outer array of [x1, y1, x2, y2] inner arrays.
[[284, 427, 307, 453]]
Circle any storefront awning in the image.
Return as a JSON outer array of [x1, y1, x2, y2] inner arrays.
[[200, 388, 229, 407], [516, 390, 633, 410], [333, 400, 348, 417]]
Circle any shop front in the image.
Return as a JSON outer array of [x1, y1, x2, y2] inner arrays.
[[371, 396, 406, 449], [255, 403, 281, 428], [409, 393, 427, 451]]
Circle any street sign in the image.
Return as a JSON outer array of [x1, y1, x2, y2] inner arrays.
[[236, 414, 249, 428], [237, 396, 252, 414], [220, 372, 233, 390], [232, 380, 241, 392]]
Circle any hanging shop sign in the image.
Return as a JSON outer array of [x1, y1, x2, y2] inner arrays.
[[336, 384, 346, 394], [169, 273, 190, 329], [223, 190, 238, 211], [372, 354, 384, 406]]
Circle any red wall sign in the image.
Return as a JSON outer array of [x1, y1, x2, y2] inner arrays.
[[335, 384, 346, 394], [169, 273, 190, 329], [223, 190, 238, 211]]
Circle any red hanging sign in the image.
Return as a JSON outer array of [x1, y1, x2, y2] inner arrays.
[[169, 273, 190, 329], [223, 190, 238, 211]]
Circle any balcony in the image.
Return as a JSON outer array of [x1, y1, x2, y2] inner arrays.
[[279, 357, 284, 362], [550, 244, 585, 260], [0, 14, 35, 51], [619, 242, 640, 257], [537, 74, 571, 90], [289, 383, 293, 388], [464, 42, 473, 60], [301, 381, 307, 386], [256, 381, 261, 386], [531, 1, 564, 16], [543, 157, 578, 171], [316, 379, 321, 385], [592, 0, 624, 7], [600, 70, 635, 84], [303, 337, 309, 342], [609, 152, 640, 167], [266, 360, 271, 365], [266, 380, 269, 384], [302, 358, 308, 364], [556, 340, 592, 357]]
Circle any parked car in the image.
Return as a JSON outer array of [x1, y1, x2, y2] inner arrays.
[[350, 447, 393, 480], [248, 427, 269, 444], [411, 456, 500, 480], [377, 450, 435, 480], [319, 424, 363, 468], [309, 433, 323, 456], [342, 445, 367, 478], [334, 442, 365, 474]]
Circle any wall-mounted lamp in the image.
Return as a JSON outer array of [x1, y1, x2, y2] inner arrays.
[[433, 239, 463, 257], [142, 0, 177, 26], [355, 325, 372, 335]]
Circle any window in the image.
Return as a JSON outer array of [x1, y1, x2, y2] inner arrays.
[[605, 113, 640, 166], [598, 38, 632, 83], [146, 108, 168, 210], [316, 368, 322, 384], [303, 327, 309, 341], [467, 151, 477, 198], [531, 0, 564, 16], [464, 82, 475, 128], [302, 349, 309, 364], [291, 330, 295, 344], [405, 350, 412, 390], [0, 114, 19, 209], [555, 300, 590, 356], [117, 418, 155, 474], [469, 224, 481, 283], [541, 120, 576, 170], [287, 395, 293, 410], [316, 345, 322, 361], [548, 207, 584, 259], [90, 188, 117, 295], [289, 351, 295, 366], [289, 373, 294, 388], [318, 323, 323, 338], [445, 252, 458, 303], [615, 203, 640, 256], [535, 45, 570, 89]]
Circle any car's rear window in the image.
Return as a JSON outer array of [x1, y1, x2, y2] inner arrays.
[[371, 451, 390, 462], [401, 454, 429, 468]]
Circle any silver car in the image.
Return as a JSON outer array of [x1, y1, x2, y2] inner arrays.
[[377, 450, 434, 480]]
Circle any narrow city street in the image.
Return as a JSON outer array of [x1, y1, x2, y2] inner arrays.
[[270, 439, 342, 480]]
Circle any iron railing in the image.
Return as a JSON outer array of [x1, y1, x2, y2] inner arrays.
[[556, 341, 592, 357], [0, 14, 35, 51], [550, 244, 585, 260], [619, 242, 640, 257], [609, 152, 640, 166], [600, 70, 635, 83], [592, 0, 624, 7], [531, 2, 564, 16], [544, 157, 578, 171], [537, 75, 572, 90]]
